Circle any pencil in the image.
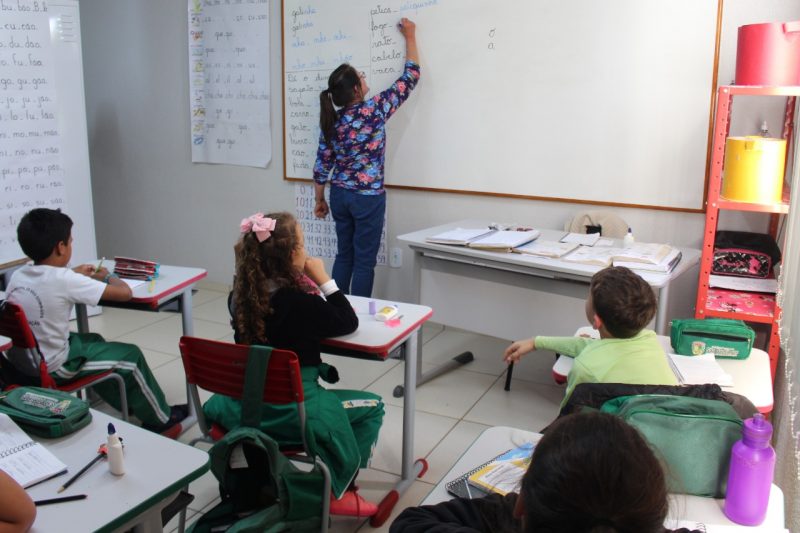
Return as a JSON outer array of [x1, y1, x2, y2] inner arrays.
[[35, 495, 87, 506], [57, 453, 104, 493], [148, 277, 156, 293], [94, 257, 105, 273]]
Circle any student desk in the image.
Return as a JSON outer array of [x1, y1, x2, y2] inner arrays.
[[74, 262, 208, 434], [322, 295, 433, 526], [422, 426, 787, 531], [550, 328, 774, 413], [28, 409, 209, 533]]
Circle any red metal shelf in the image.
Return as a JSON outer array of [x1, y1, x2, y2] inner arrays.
[[715, 199, 790, 214], [700, 307, 775, 324], [722, 85, 800, 97]]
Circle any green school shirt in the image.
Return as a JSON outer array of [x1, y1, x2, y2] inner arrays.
[[535, 330, 678, 408]]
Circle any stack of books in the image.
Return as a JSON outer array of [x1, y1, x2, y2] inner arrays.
[[114, 256, 159, 280], [561, 243, 680, 273]]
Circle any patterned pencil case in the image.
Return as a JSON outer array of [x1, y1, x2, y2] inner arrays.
[[711, 231, 781, 279]]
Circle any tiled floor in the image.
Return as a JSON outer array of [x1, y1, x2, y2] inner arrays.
[[84, 283, 565, 532]]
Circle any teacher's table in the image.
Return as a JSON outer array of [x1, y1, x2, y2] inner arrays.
[[399, 220, 700, 390], [29, 409, 209, 533], [422, 426, 787, 532], [74, 262, 207, 435], [551, 327, 774, 413], [321, 295, 432, 527]]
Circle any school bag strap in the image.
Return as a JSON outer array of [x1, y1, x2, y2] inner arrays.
[[240, 345, 272, 429]]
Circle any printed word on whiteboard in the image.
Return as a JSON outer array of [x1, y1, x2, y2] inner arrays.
[[294, 184, 387, 266], [188, 0, 271, 168], [0, 0, 68, 264]]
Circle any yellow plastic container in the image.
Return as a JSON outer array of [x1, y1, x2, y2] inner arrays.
[[722, 136, 786, 204]]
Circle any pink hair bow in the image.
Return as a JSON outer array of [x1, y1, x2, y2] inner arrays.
[[240, 213, 277, 242]]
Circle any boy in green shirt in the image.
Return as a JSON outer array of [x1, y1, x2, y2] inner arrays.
[[504, 266, 677, 407]]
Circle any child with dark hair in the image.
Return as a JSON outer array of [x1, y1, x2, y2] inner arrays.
[[504, 266, 676, 407], [5, 209, 187, 434], [312, 18, 420, 297], [390, 412, 702, 533], [205, 211, 384, 517]]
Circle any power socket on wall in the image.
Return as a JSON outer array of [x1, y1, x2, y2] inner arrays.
[[390, 247, 402, 268]]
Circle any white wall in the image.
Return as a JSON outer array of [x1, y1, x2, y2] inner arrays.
[[78, 0, 794, 304]]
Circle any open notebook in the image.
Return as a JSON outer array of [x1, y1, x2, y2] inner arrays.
[[0, 413, 67, 488], [446, 442, 535, 499]]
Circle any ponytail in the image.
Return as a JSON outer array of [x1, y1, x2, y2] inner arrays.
[[319, 89, 337, 142], [318, 64, 361, 142]]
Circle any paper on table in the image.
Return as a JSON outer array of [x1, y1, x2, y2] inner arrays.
[[469, 230, 540, 251], [560, 232, 601, 246], [426, 228, 495, 245], [0, 414, 67, 488], [513, 240, 578, 258], [709, 275, 778, 294], [121, 279, 147, 290], [667, 353, 733, 387]]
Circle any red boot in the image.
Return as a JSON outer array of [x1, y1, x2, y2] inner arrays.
[[329, 489, 378, 517]]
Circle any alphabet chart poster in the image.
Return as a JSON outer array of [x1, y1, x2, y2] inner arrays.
[[0, 0, 68, 264], [188, 0, 271, 168], [294, 183, 387, 266]]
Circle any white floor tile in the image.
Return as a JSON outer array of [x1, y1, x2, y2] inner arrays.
[[165, 506, 199, 533], [421, 322, 445, 344], [191, 287, 229, 307], [152, 358, 194, 405], [322, 353, 399, 391], [82, 306, 167, 340], [142, 347, 178, 370], [195, 281, 231, 295], [421, 327, 510, 377], [369, 404, 458, 476], [192, 295, 232, 325], [464, 377, 563, 432], [422, 420, 490, 485], [115, 316, 232, 356], [507, 349, 570, 386], [366, 363, 496, 419]]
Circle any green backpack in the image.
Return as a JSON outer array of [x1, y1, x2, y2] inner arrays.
[[0, 386, 92, 438], [188, 346, 325, 533], [601, 394, 743, 498]]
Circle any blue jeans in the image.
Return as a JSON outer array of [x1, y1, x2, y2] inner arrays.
[[330, 186, 385, 297]]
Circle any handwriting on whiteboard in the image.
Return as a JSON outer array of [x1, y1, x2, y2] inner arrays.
[[0, 0, 68, 259]]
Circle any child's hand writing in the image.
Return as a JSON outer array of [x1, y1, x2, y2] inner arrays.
[[304, 257, 331, 286], [503, 338, 536, 364], [92, 267, 111, 281], [73, 264, 96, 277]]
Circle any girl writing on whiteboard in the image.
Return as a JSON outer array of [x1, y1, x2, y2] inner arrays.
[[313, 17, 421, 297], [208, 211, 385, 517]]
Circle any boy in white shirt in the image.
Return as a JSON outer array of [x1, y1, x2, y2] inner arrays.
[[5, 209, 186, 434]]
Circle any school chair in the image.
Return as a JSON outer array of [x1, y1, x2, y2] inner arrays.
[[564, 210, 629, 238], [178, 336, 332, 533], [0, 300, 129, 420]]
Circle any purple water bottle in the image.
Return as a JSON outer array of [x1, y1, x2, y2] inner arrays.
[[723, 413, 776, 525]]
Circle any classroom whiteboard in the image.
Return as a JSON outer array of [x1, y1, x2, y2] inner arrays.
[[282, 0, 719, 211], [0, 0, 96, 265]]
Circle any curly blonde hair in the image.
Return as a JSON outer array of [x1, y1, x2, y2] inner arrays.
[[233, 212, 302, 345]]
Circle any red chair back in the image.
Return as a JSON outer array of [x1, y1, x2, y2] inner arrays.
[[0, 301, 38, 350], [179, 336, 304, 405], [0, 301, 56, 387]]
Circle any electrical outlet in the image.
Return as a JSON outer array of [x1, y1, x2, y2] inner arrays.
[[390, 247, 402, 268]]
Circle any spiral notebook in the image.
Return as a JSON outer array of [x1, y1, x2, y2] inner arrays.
[[445, 442, 535, 499], [0, 413, 67, 488]]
